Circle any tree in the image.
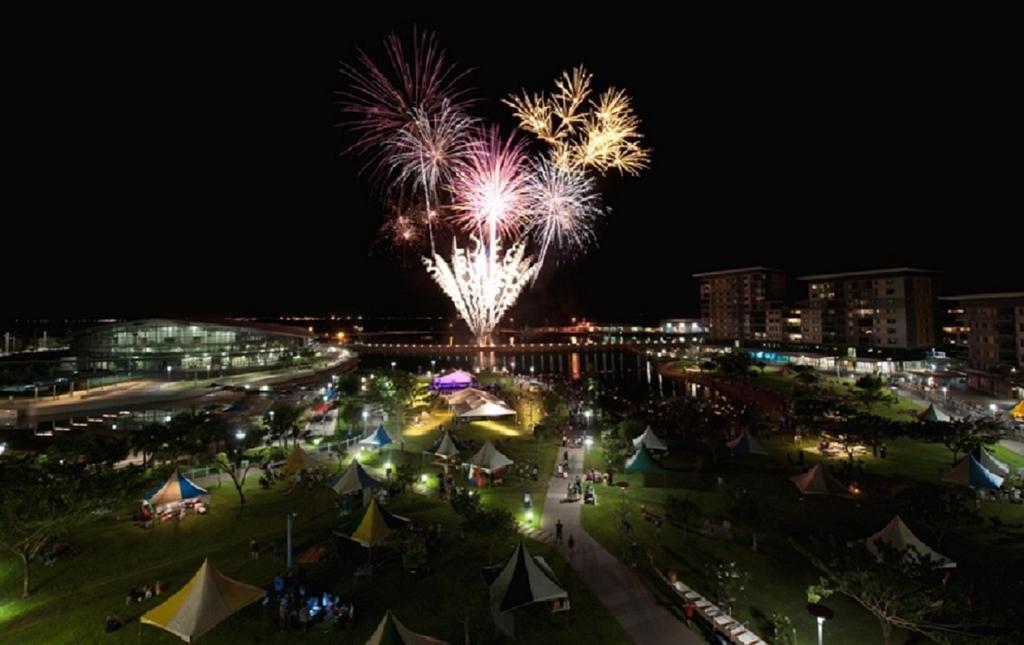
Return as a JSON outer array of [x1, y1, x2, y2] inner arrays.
[[767, 611, 797, 645], [926, 419, 1005, 467], [267, 402, 303, 448], [130, 422, 167, 468], [897, 485, 979, 548], [0, 457, 140, 598], [665, 495, 701, 541], [466, 507, 517, 563], [165, 410, 225, 463], [732, 493, 776, 552], [798, 539, 979, 645], [704, 559, 750, 615], [395, 463, 419, 493], [854, 375, 887, 410], [48, 431, 128, 468], [449, 487, 480, 518], [716, 352, 753, 379], [214, 424, 268, 506]]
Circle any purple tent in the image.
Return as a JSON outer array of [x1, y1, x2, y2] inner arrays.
[[431, 369, 476, 392]]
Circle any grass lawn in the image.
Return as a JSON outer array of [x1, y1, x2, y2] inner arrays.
[[1, 383, 625, 644], [580, 435, 1024, 645]]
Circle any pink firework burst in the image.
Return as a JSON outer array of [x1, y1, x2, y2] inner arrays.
[[339, 28, 474, 177], [448, 126, 534, 240]]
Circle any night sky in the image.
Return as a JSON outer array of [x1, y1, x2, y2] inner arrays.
[[10, 12, 1017, 325]]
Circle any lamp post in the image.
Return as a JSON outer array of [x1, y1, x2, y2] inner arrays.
[[808, 603, 834, 645], [362, 410, 368, 433], [166, 365, 172, 381], [286, 512, 298, 572]]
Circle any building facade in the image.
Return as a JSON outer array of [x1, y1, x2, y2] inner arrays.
[[693, 267, 786, 342], [940, 305, 970, 355], [940, 293, 1023, 398], [798, 268, 937, 350], [72, 319, 314, 375]]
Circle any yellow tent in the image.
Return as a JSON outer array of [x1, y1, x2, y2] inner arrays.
[[351, 497, 409, 547], [141, 559, 264, 642], [283, 443, 320, 475], [1010, 400, 1024, 420]]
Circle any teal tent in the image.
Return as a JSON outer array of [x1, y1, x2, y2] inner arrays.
[[624, 445, 664, 475]]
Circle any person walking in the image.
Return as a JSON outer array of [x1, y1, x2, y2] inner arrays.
[[250, 538, 260, 561], [555, 519, 564, 545], [567, 534, 575, 559]]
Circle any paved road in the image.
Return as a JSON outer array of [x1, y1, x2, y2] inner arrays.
[[537, 446, 703, 645]]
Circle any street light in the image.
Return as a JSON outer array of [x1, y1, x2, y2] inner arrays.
[[362, 410, 368, 432], [166, 365, 172, 381], [235, 429, 247, 440], [286, 512, 298, 572]]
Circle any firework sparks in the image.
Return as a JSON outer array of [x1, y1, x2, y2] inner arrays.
[[525, 157, 603, 267], [339, 28, 473, 177], [505, 66, 649, 175], [423, 238, 539, 346], [448, 126, 534, 241], [380, 211, 424, 250], [384, 99, 476, 201]]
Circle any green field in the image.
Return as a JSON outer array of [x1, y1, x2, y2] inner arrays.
[[580, 434, 1024, 645], [0, 380, 627, 644]]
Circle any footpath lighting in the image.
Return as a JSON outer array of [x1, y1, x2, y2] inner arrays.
[[584, 436, 594, 448], [235, 429, 247, 440], [525, 510, 534, 523]]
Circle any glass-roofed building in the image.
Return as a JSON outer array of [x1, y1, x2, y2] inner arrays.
[[71, 319, 315, 375]]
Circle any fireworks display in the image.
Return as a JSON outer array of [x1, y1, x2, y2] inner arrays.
[[525, 157, 602, 268], [505, 66, 650, 175], [449, 127, 533, 241], [424, 238, 539, 346], [341, 32, 648, 345]]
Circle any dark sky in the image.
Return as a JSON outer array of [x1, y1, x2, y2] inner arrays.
[[9, 12, 1018, 325]]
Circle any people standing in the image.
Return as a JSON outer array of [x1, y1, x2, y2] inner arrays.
[[250, 538, 260, 560], [555, 519, 564, 545], [567, 534, 575, 559]]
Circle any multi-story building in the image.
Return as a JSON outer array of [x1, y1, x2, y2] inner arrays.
[[940, 293, 1024, 397], [765, 303, 804, 343], [940, 306, 970, 355], [798, 268, 937, 350], [693, 267, 786, 342]]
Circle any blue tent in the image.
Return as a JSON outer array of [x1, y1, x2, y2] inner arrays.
[[145, 470, 210, 506], [360, 425, 394, 448], [942, 454, 1003, 491], [727, 431, 766, 455]]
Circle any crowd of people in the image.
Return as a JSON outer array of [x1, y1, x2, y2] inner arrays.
[[264, 569, 354, 632], [125, 581, 163, 605]]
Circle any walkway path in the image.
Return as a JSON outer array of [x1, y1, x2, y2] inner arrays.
[[537, 445, 702, 644]]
